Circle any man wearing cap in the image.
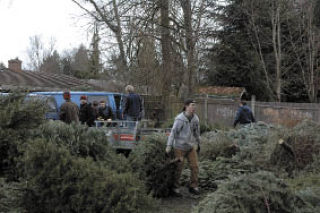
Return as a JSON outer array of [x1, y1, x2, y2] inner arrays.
[[166, 99, 201, 196], [79, 95, 95, 127], [59, 91, 79, 124]]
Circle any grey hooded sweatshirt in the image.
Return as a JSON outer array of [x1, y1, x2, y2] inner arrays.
[[167, 112, 200, 151]]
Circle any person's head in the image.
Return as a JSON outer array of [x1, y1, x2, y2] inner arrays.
[[80, 95, 87, 104], [93, 101, 98, 107], [125, 85, 134, 93], [239, 100, 247, 107], [99, 100, 106, 108], [63, 91, 71, 100], [183, 99, 196, 114]]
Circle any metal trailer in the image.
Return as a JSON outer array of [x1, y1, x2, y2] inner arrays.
[[94, 120, 171, 150]]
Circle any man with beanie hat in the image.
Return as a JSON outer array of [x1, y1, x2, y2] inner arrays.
[[59, 91, 79, 124], [79, 95, 95, 126], [166, 99, 201, 196]]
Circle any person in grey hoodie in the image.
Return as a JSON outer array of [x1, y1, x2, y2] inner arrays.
[[166, 99, 200, 195]]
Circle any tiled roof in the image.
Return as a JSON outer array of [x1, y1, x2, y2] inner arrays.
[[0, 69, 96, 91]]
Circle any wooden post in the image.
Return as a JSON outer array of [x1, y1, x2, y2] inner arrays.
[[251, 95, 256, 115], [204, 94, 208, 125]]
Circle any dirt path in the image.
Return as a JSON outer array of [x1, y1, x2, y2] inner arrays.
[[155, 187, 205, 213]]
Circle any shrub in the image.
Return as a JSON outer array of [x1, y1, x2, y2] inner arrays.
[[181, 158, 258, 190], [200, 132, 237, 161], [33, 121, 131, 173], [270, 120, 320, 174], [193, 171, 296, 213], [0, 93, 47, 130], [20, 139, 155, 213], [0, 94, 47, 179], [0, 178, 24, 212], [129, 134, 177, 197]]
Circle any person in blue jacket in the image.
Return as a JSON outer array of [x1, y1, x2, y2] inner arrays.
[[122, 85, 143, 121], [233, 100, 256, 127]]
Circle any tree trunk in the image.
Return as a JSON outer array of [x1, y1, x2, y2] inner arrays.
[[112, 0, 128, 72], [160, 0, 172, 99], [181, 0, 195, 97], [271, 1, 282, 102]]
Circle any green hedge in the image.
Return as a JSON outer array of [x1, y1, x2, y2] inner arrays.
[[20, 139, 155, 213]]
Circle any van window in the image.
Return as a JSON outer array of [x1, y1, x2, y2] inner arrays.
[[46, 97, 58, 112], [87, 96, 109, 105]]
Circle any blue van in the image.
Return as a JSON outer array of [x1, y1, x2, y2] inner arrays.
[[30, 91, 124, 120]]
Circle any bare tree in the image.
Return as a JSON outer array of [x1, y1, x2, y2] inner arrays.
[[26, 35, 44, 71], [71, 0, 128, 73], [287, 0, 320, 102], [270, 0, 282, 102], [179, 0, 207, 97]]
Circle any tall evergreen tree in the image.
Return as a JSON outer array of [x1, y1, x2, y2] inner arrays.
[[71, 44, 90, 79], [208, 0, 275, 101], [89, 22, 101, 78], [39, 50, 61, 74]]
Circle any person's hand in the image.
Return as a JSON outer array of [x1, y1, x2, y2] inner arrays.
[[193, 144, 198, 151], [165, 146, 172, 154]]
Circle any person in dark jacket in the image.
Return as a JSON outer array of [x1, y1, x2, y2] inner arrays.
[[98, 100, 114, 120], [233, 101, 256, 127], [92, 101, 99, 120], [122, 85, 143, 121], [79, 95, 95, 127], [59, 91, 79, 124]]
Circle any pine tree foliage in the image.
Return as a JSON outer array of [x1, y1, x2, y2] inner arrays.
[[199, 133, 237, 161], [0, 94, 156, 212], [0, 178, 24, 212], [193, 171, 296, 213], [129, 134, 177, 197], [20, 139, 155, 213], [0, 94, 47, 130], [268, 120, 320, 175], [0, 94, 47, 178], [181, 158, 258, 190], [32, 121, 131, 172]]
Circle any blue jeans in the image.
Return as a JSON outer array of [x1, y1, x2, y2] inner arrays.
[[126, 115, 138, 128]]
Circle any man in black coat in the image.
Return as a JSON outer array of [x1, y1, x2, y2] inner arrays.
[[233, 101, 256, 127], [122, 85, 143, 121], [79, 95, 95, 127]]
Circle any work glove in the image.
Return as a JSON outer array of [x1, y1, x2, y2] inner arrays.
[[165, 146, 172, 154]]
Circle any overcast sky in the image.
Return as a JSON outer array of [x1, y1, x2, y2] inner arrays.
[[0, 0, 90, 68]]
